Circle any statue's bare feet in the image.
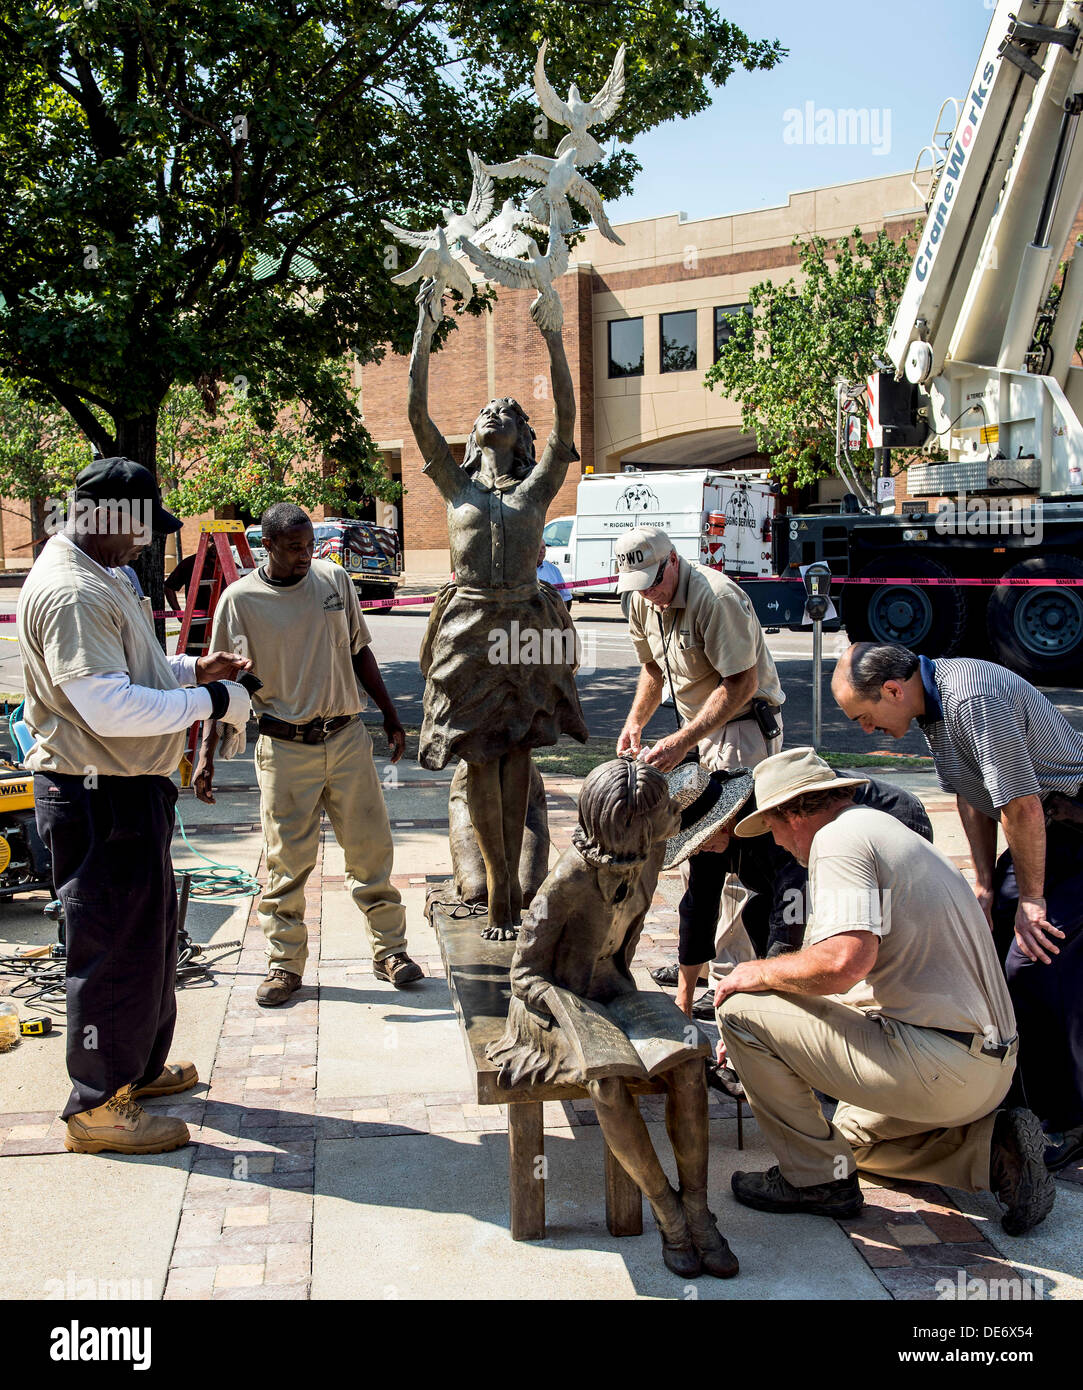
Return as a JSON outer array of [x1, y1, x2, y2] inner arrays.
[[480, 922, 520, 942]]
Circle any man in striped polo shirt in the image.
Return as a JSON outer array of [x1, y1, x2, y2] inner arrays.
[[832, 643, 1083, 1173]]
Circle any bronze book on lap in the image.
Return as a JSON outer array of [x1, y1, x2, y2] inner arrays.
[[544, 986, 709, 1082]]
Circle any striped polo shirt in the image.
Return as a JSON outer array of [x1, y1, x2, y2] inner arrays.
[[916, 656, 1083, 818]]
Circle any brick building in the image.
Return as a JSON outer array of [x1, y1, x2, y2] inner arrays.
[[7, 167, 1082, 576], [362, 168, 928, 575]]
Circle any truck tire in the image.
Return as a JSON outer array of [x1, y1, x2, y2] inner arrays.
[[985, 553, 1083, 686], [843, 554, 967, 657]]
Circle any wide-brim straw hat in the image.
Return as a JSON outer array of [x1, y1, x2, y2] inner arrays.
[[734, 747, 868, 838], [663, 762, 755, 869]]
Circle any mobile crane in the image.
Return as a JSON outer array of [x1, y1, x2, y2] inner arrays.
[[754, 0, 1083, 685]]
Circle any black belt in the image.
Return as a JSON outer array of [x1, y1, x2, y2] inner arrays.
[[258, 714, 357, 745], [934, 1027, 1013, 1060]]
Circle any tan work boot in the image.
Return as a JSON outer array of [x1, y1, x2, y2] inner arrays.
[[132, 1061, 198, 1099], [256, 968, 303, 1007], [65, 1085, 190, 1155]]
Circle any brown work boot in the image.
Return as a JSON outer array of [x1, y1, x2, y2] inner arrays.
[[132, 1061, 198, 1099], [731, 1164, 864, 1217], [65, 1085, 190, 1155], [256, 968, 303, 1007], [679, 1187, 740, 1279], [646, 1184, 701, 1278], [373, 952, 423, 987]]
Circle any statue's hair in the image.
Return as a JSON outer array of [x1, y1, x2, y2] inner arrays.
[[462, 398, 536, 480], [261, 502, 311, 542], [576, 758, 671, 861]]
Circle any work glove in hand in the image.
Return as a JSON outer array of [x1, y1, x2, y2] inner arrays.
[[216, 680, 252, 729], [216, 721, 247, 761]]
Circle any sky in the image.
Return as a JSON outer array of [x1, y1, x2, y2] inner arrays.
[[608, 0, 999, 225]]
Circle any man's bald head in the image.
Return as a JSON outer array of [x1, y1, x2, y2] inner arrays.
[[832, 642, 924, 740]]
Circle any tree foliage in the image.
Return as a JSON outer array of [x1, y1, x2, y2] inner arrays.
[[704, 226, 920, 490], [0, 0, 783, 484]]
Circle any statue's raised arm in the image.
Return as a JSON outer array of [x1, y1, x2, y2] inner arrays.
[[406, 296, 463, 499]]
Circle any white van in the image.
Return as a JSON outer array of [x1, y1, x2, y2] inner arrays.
[[569, 469, 775, 599], [542, 515, 576, 594]]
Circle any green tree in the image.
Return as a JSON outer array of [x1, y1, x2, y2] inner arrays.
[[165, 386, 356, 522], [0, 378, 95, 556], [705, 226, 920, 496], [0, 1, 783, 619]]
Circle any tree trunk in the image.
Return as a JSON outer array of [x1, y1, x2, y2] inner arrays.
[[116, 413, 167, 647], [29, 495, 49, 560]]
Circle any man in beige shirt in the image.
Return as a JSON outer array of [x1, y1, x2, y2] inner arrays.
[[18, 457, 252, 1156], [196, 502, 419, 1004], [615, 526, 786, 1021], [715, 747, 1055, 1237]]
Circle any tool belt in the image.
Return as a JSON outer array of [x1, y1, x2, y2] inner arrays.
[[258, 713, 357, 745], [933, 1027, 1014, 1061], [727, 699, 783, 740]]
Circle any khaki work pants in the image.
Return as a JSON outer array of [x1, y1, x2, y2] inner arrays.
[[254, 718, 406, 973], [719, 991, 1015, 1190]]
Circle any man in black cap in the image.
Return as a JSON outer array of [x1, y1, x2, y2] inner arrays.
[[17, 457, 253, 1156]]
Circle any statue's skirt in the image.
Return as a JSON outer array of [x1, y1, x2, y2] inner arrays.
[[418, 580, 588, 771]]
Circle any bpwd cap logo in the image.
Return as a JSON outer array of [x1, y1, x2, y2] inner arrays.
[[616, 547, 646, 570], [934, 492, 1043, 544]]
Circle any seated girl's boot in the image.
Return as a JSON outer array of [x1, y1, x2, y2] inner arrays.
[[680, 1187, 740, 1278], [646, 1183, 701, 1278]]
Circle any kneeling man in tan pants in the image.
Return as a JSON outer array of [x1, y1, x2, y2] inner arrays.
[[716, 748, 1055, 1237], [196, 503, 420, 1004]]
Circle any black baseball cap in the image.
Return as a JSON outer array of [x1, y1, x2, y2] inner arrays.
[[75, 457, 182, 534]]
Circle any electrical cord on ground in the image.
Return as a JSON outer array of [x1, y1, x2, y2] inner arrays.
[[173, 804, 262, 900], [0, 810, 259, 1003]]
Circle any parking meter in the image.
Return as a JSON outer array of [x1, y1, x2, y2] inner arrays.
[[803, 562, 832, 623], [803, 562, 831, 749]]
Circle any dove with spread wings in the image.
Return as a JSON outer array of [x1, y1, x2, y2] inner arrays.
[[459, 204, 570, 332], [382, 150, 494, 252], [481, 146, 624, 246], [534, 39, 626, 167], [472, 199, 547, 259], [390, 226, 475, 323]]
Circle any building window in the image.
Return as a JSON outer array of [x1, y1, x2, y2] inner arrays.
[[714, 303, 751, 359], [608, 318, 644, 378], [660, 310, 697, 373]]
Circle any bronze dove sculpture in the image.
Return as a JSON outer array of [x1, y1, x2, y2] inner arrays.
[[481, 146, 624, 246], [460, 204, 570, 331], [534, 39, 626, 167]]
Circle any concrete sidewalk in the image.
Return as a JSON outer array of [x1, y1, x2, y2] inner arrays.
[[0, 739, 1080, 1302]]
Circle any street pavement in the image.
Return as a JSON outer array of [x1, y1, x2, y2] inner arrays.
[[3, 589, 1081, 756], [1, 732, 1081, 1303]]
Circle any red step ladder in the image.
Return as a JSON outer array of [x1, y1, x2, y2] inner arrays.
[[175, 521, 257, 782]]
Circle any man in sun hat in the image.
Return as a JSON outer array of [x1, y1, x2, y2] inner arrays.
[[712, 746, 1054, 1236], [663, 760, 933, 1096]]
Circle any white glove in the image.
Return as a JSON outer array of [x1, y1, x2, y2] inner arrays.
[[217, 680, 252, 729], [216, 720, 247, 761]]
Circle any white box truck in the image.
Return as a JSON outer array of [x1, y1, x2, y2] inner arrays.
[[564, 468, 775, 599]]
